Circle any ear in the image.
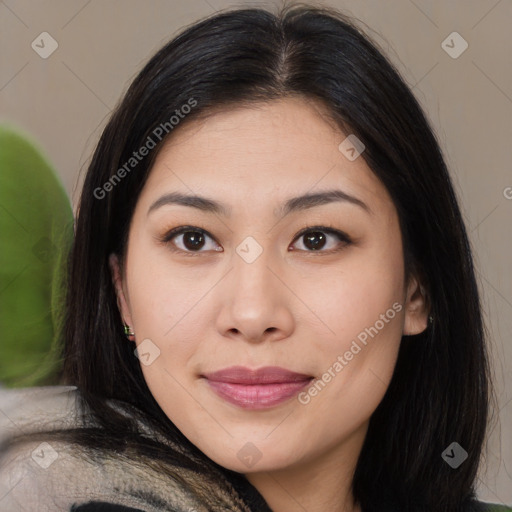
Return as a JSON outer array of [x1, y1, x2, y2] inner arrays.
[[109, 253, 133, 329], [403, 274, 429, 335]]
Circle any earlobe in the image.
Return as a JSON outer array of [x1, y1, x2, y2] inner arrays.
[[403, 275, 430, 336], [109, 253, 134, 334]]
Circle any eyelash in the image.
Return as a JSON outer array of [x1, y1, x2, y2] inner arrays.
[[158, 224, 353, 256]]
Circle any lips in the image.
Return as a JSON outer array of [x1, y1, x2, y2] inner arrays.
[[201, 365, 313, 384], [201, 366, 314, 409]]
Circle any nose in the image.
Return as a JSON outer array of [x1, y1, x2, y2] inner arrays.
[[214, 246, 295, 344]]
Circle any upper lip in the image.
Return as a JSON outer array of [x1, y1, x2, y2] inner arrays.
[[202, 366, 313, 384]]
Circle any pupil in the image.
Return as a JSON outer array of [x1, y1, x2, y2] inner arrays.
[[304, 232, 326, 250], [184, 231, 205, 250]]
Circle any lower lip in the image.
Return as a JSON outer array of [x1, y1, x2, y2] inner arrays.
[[204, 378, 313, 409]]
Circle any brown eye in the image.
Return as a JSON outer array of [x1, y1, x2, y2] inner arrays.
[[162, 226, 222, 254], [180, 231, 206, 251], [302, 231, 328, 250], [291, 227, 352, 253]]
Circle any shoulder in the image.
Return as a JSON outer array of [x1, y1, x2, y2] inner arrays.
[[0, 386, 251, 512], [0, 386, 86, 510], [0, 385, 80, 446]]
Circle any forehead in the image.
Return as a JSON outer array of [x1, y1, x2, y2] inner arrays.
[[138, 97, 394, 218], [156, 97, 343, 165]]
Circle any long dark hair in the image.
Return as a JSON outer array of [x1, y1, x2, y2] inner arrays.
[[3, 4, 492, 511]]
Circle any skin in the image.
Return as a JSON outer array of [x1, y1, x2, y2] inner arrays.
[[110, 96, 428, 512]]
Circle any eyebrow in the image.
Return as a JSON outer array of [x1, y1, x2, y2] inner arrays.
[[147, 189, 372, 218]]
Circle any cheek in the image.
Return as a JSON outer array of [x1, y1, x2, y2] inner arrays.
[[302, 238, 405, 408], [313, 243, 405, 347], [124, 249, 209, 387], [126, 243, 203, 333], [299, 282, 404, 445]]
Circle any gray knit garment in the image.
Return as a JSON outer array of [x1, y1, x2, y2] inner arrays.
[[0, 386, 256, 512]]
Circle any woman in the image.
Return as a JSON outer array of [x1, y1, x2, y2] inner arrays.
[[0, 4, 509, 512]]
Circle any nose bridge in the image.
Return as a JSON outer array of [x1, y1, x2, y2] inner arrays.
[[231, 234, 277, 301]]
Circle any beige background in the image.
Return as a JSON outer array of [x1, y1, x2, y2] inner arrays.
[[1, 0, 511, 506]]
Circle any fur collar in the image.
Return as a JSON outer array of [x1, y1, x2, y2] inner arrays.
[[0, 385, 271, 511]]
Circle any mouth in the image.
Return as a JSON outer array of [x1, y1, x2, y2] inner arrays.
[[200, 366, 314, 410]]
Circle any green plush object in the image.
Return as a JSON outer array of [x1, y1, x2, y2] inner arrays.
[[0, 124, 74, 388]]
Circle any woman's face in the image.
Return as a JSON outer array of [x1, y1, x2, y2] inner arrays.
[[110, 97, 428, 474]]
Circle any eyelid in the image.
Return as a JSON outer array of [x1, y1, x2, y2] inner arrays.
[[160, 225, 215, 244], [293, 224, 352, 243]]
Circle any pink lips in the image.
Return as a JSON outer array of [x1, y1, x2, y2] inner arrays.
[[201, 366, 313, 409]]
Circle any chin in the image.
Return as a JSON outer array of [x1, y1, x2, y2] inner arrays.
[[205, 440, 303, 474]]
